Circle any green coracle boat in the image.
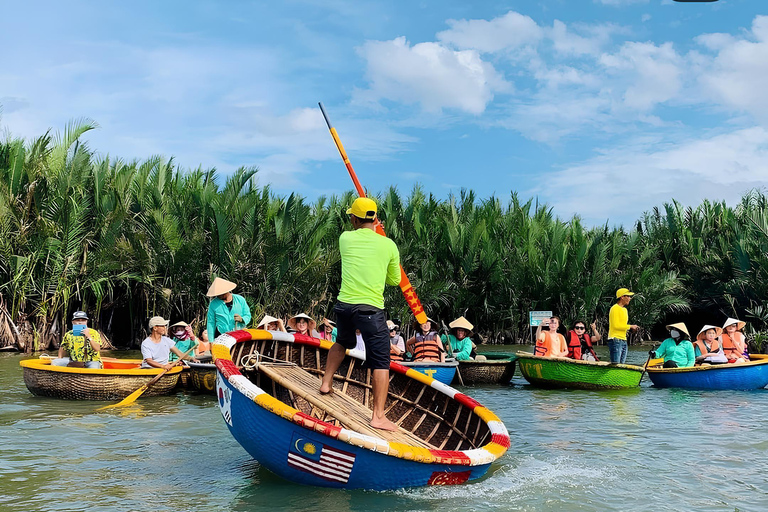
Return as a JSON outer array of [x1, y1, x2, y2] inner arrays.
[[516, 352, 645, 390]]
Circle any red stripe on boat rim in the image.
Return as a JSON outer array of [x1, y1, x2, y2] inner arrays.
[[216, 358, 239, 379], [293, 411, 343, 438], [428, 449, 472, 465], [453, 393, 481, 410], [389, 361, 409, 375], [228, 330, 254, 342], [491, 433, 511, 448], [291, 333, 321, 347]]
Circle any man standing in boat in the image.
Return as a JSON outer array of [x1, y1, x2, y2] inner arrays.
[[320, 197, 401, 431], [608, 288, 640, 364]]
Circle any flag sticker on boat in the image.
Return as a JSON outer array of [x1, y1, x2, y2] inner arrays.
[[217, 373, 233, 426], [287, 432, 356, 483]]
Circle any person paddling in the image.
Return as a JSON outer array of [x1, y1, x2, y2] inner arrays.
[[319, 197, 401, 431], [441, 316, 475, 361], [649, 322, 695, 368]]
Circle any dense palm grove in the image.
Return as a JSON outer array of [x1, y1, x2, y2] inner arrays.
[[2, 121, 768, 351]]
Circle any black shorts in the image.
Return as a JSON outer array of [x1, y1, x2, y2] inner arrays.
[[333, 301, 390, 370]]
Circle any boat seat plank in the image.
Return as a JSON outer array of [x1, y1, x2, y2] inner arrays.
[[256, 363, 437, 449]]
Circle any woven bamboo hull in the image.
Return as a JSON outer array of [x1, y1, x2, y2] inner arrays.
[[186, 362, 217, 395], [398, 360, 458, 385], [647, 354, 768, 390], [213, 329, 510, 490], [516, 352, 644, 390], [455, 354, 517, 385], [20, 358, 182, 400]]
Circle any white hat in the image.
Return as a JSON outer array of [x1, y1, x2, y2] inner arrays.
[[287, 313, 316, 332], [149, 316, 169, 328], [386, 320, 399, 330], [722, 317, 746, 331], [449, 316, 474, 335], [170, 321, 189, 328], [256, 315, 286, 332], [206, 277, 237, 297], [697, 325, 723, 341]]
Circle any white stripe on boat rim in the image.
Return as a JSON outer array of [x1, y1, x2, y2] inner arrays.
[[463, 448, 497, 466], [487, 421, 508, 435], [213, 333, 237, 350], [429, 380, 458, 398]]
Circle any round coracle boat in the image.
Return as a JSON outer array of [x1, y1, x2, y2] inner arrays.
[[516, 352, 645, 390], [20, 356, 183, 400], [212, 329, 510, 490], [185, 361, 217, 395], [646, 354, 768, 390], [456, 353, 517, 385]]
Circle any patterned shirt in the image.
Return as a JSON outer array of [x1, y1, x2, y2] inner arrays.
[[61, 329, 102, 362]]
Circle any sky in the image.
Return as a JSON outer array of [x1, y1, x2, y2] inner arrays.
[[1, 0, 767, 226]]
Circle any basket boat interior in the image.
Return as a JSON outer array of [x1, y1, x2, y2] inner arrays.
[[231, 338, 492, 451]]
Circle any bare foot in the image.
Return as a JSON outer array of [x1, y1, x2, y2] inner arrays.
[[319, 384, 334, 395], [370, 416, 398, 431]]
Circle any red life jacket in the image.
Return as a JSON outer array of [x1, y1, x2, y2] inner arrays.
[[412, 332, 442, 362], [567, 330, 595, 360]]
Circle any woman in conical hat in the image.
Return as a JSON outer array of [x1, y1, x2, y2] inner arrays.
[[650, 322, 695, 368], [168, 321, 200, 362], [206, 277, 252, 342], [693, 325, 727, 364], [318, 318, 336, 341], [441, 316, 475, 361], [721, 317, 749, 362], [256, 315, 286, 332], [287, 313, 320, 338], [406, 316, 444, 362]]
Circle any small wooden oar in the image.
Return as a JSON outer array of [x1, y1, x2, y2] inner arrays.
[[98, 346, 196, 410], [638, 345, 658, 385]]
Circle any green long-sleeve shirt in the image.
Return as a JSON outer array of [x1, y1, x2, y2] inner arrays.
[[655, 338, 695, 368], [441, 334, 473, 361], [207, 294, 251, 342]]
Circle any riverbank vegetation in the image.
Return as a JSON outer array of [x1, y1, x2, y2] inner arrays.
[[2, 121, 768, 350]]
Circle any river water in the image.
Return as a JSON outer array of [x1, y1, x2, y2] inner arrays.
[[2, 346, 767, 512]]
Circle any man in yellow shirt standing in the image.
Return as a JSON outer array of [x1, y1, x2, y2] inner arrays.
[[320, 197, 401, 431], [608, 288, 640, 363]]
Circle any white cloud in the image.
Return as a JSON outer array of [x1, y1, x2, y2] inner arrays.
[[595, 0, 649, 5], [355, 36, 511, 114], [436, 11, 543, 53], [541, 127, 768, 224]]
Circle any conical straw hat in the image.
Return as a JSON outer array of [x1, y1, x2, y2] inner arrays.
[[449, 316, 474, 335], [170, 321, 189, 328], [722, 317, 746, 331], [287, 313, 316, 332], [206, 277, 237, 297], [256, 315, 286, 332], [320, 318, 336, 329], [697, 324, 723, 341], [665, 322, 690, 337]]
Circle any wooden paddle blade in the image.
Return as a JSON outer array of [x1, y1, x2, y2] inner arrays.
[[97, 383, 150, 410]]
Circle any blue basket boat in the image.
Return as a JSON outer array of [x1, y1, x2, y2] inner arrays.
[[398, 360, 458, 385], [646, 354, 768, 390], [212, 329, 509, 490]]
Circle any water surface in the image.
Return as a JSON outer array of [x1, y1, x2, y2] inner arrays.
[[2, 347, 767, 511]]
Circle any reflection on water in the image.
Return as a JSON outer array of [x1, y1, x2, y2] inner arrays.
[[3, 347, 768, 511]]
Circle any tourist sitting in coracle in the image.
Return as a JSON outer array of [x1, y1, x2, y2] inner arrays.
[[566, 321, 601, 361], [195, 329, 212, 360], [287, 313, 321, 338], [319, 318, 337, 342], [388, 320, 405, 362], [256, 314, 286, 332], [141, 316, 187, 369], [206, 277, 252, 342], [694, 325, 728, 364], [534, 316, 568, 358], [650, 322, 695, 368], [721, 317, 749, 363], [168, 321, 200, 363], [441, 316, 475, 361], [52, 311, 103, 369], [406, 317, 445, 362]]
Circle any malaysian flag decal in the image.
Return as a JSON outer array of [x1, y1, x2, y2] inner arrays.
[[287, 432, 356, 483]]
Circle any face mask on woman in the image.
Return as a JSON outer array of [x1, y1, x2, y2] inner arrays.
[[670, 329, 680, 339], [174, 329, 189, 340]]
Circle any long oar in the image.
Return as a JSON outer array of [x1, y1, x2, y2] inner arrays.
[[318, 102, 428, 325], [98, 346, 196, 410], [638, 343, 658, 386]]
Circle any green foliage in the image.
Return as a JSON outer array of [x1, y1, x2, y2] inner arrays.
[[2, 121, 767, 349]]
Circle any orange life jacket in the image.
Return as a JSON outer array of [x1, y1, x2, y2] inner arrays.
[[694, 338, 720, 357], [567, 331, 596, 360], [721, 332, 748, 360], [412, 332, 442, 362], [535, 331, 565, 357]]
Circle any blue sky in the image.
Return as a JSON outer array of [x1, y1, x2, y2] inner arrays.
[[1, 0, 766, 225]]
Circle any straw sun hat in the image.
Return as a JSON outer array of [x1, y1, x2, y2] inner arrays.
[[320, 318, 336, 330], [665, 322, 690, 337], [288, 313, 316, 332], [722, 317, 746, 331], [412, 316, 437, 330], [206, 277, 237, 297], [697, 325, 723, 341], [256, 315, 286, 332], [449, 316, 474, 336]]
